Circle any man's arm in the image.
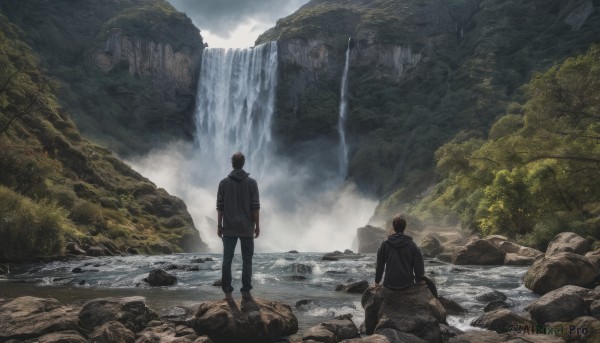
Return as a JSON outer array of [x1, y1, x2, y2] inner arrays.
[[375, 242, 386, 285], [217, 210, 223, 238], [216, 181, 224, 237], [253, 209, 260, 238], [413, 244, 425, 281]]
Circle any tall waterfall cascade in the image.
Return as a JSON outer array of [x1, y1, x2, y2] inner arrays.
[[194, 42, 278, 178], [337, 37, 352, 181]]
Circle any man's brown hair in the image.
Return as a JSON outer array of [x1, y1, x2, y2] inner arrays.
[[392, 214, 407, 233], [231, 152, 245, 169]]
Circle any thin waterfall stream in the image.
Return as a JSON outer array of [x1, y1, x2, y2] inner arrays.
[[337, 37, 352, 181]]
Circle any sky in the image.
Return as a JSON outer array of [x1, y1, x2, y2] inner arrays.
[[167, 0, 311, 48]]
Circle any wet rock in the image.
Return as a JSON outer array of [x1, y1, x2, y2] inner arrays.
[[65, 242, 86, 255], [335, 313, 353, 320], [143, 269, 177, 286], [126, 247, 139, 255], [158, 305, 196, 326], [325, 270, 347, 275], [212, 279, 222, 287], [295, 299, 313, 308], [71, 267, 83, 273], [526, 285, 588, 324], [439, 324, 463, 341], [191, 257, 216, 263], [471, 308, 533, 333], [484, 300, 510, 312], [548, 316, 600, 343], [88, 320, 135, 343], [303, 318, 360, 342], [0, 296, 79, 341], [33, 330, 87, 343], [136, 322, 197, 343], [164, 264, 200, 271], [357, 225, 387, 253], [322, 250, 364, 261], [476, 290, 507, 303], [335, 280, 369, 294], [288, 275, 308, 281], [591, 300, 600, 319], [452, 239, 505, 265], [438, 296, 467, 315], [291, 263, 313, 274], [288, 250, 299, 254], [87, 246, 105, 256], [193, 297, 298, 343], [78, 296, 159, 332], [418, 234, 444, 258], [504, 253, 536, 265], [448, 331, 566, 343], [524, 252, 598, 295], [547, 232, 591, 256], [362, 285, 446, 342]]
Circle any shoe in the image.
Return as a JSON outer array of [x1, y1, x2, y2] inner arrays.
[[224, 292, 234, 301], [241, 291, 252, 300]]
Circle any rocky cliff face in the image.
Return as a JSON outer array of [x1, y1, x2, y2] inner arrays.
[[258, 0, 600, 197], [92, 29, 200, 90]]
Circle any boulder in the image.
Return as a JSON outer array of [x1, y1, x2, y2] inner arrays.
[[585, 251, 600, 269], [484, 235, 509, 247], [452, 239, 505, 265], [418, 234, 444, 258], [158, 305, 196, 327], [438, 296, 467, 315], [164, 264, 200, 271], [439, 324, 463, 342], [476, 290, 507, 303], [0, 296, 79, 341], [322, 250, 364, 261], [357, 226, 388, 253], [143, 269, 177, 286], [88, 321, 135, 343], [546, 232, 591, 256], [291, 263, 313, 274], [517, 246, 544, 259], [591, 300, 600, 319], [34, 330, 87, 343], [65, 242, 86, 255], [504, 253, 536, 265], [471, 309, 533, 333], [295, 299, 313, 308], [449, 331, 566, 342], [526, 285, 588, 324], [548, 316, 600, 343], [87, 246, 106, 256], [212, 279, 222, 287], [302, 318, 360, 342], [362, 284, 446, 343], [78, 296, 159, 333], [193, 297, 298, 343], [484, 300, 510, 312], [524, 252, 598, 294], [136, 322, 202, 343], [335, 280, 369, 294]]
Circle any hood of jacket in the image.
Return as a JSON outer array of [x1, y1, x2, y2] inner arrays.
[[228, 169, 249, 181], [386, 232, 414, 249]]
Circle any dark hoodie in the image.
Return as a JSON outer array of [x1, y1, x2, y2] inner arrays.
[[375, 232, 425, 289], [216, 169, 260, 237]]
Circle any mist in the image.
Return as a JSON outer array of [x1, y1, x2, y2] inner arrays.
[[128, 141, 378, 253]]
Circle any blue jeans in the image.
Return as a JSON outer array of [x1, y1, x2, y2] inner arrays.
[[221, 236, 254, 293]]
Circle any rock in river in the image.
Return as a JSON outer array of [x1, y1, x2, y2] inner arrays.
[[452, 239, 505, 265], [546, 232, 591, 256], [143, 269, 177, 287], [524, 252, 598, 295]]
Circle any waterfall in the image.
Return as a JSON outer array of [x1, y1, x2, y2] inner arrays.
[[337, 37, 352, 181], [194, 41, 278, 179]]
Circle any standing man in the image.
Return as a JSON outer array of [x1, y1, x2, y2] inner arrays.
[[375, 214, 425, 290], [217, 152, 260, 300]]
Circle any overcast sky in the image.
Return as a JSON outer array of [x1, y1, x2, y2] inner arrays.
[[167, 0, 310, 48]]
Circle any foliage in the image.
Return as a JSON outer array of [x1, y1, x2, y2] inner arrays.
[[414, 45, 600, 249], [0, 185, 67, 260]]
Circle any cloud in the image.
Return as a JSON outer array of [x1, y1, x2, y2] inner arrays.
[[167, 0, 310, 47]]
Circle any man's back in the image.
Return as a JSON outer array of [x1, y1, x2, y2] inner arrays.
[[375, 232, 424, 290], [217, 169, 260, 237]]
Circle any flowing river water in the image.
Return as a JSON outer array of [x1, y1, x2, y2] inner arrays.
[[0, 253, 537, 332]]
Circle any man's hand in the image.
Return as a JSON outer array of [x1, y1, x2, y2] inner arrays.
[[217, 226, 223, 238], [254, 225, 260, 238]]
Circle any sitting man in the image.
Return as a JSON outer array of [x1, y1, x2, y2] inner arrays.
[[375, 214, 426, 291]]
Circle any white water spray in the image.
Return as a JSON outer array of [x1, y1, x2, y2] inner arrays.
[[129, 41, 377, 253], [337, 37, 352, 181]]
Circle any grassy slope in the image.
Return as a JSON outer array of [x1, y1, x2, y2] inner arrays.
[[257, 0, 600, 204], [0, 0, 203, 155], [0, 16, 206, 260]]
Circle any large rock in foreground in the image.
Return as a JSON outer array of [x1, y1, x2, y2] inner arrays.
[[524, 252, 598, 295], [0, 297, 80, 341], [362, 284, 446, 343], [302, 318, 360, 342], [471, 309, 532, 333], [78, 296, 159, 333], [452, 239, 505, 265], [525, 286, 589, 324], [193, 297, 298, 343], [546, 232, 591, 256], [357, 225, 388, 253]]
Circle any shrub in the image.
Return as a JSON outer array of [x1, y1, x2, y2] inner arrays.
[[69, 200, 105, 227], [0, 186, 66, 260]]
